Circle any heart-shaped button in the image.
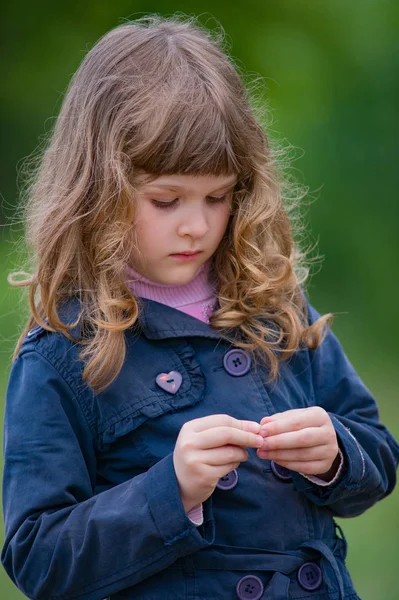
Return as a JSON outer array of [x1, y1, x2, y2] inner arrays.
[[155, 371, 182, 394]]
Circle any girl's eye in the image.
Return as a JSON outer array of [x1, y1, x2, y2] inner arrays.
[[207, 194, 228, 203], [150, 194, 229, 210], [151, 199, 178, 209]]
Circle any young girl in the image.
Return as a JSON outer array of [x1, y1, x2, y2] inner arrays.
[[2, 15, 398, 600]]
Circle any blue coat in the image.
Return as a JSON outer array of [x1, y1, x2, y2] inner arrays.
[[2, 296, 399, 600]]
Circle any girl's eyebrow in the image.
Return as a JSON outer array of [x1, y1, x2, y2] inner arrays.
[[145, 177, 238, 193]]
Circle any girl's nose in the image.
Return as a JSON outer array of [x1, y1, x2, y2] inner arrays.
[[177, 207, 209, 239]]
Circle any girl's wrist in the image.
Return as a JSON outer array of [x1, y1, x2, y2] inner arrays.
[[178, 488, 198, 514]]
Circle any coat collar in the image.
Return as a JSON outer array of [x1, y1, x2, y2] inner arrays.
[[58, 295, 225, 341], [136, 297, 223, 340]]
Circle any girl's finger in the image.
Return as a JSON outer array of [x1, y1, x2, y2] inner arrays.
[[259, 427, 326, 451], [260, 408, 328, 436], [192, 414, 261, 434], [206, 462, 247, 481], [257, 444, 330, 462], [201, 445, 249, 466], [260, 414, 280, 426], [196, 426, 264, 450]]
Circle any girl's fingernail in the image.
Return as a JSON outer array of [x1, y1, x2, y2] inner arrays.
[[255, 435, 264, 446], [260, 427, 268, 436]]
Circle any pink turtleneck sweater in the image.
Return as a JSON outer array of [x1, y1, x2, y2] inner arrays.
[[124, 259, 218, 326], [124, 259, 343, 528]]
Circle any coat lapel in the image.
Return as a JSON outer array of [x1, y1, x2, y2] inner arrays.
[[137, 297, 224, 341]]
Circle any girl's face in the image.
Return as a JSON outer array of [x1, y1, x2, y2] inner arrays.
[[131, 173, 236, 285]]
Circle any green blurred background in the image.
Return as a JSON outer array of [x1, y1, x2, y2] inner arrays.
[[1, 1, 398, 599]]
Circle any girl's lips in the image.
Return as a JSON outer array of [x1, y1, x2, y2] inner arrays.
[[170, 251, 202, 260]]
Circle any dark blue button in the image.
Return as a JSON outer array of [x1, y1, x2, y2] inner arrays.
[[223, 349, 251, 376], [297, 562, 323, 591], [270, 461, 292, 481], [216, 469, 238, 490], [236, 575, 264, 600]]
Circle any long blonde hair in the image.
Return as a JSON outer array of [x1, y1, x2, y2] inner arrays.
[[9, 15, 332, 393]]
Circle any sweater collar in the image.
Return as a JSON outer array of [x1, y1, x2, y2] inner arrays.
[[124, 258, 217, 308]]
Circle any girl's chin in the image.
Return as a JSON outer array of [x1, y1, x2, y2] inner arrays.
[[160, 264, 202, 284]]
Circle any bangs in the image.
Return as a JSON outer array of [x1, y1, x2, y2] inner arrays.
[[124, 71, 252, 179]]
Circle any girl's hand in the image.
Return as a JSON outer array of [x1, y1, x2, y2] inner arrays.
[[258, 407, 340, 479], [173, 414, 264, 513]]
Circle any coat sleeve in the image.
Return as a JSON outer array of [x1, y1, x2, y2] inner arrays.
[[1, 345, 214, 600], [291, 301, 399, 517]]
